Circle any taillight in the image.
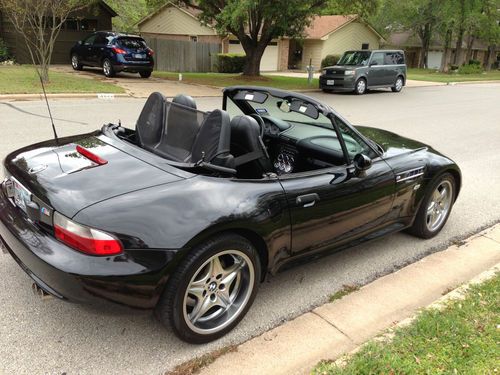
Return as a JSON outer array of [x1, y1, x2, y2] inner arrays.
[[112, 47, 126, 54], [53, 212, 123, 256], [76, 145, 107, 165], [147, 48, 154, 56]]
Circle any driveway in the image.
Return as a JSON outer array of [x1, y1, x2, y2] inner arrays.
[[51, 65, 223, 98], [0, 83, 499, 374]]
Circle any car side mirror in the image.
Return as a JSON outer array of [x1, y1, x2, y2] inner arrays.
[[77, 40, 82, 45], [353, 153, 372, 172]]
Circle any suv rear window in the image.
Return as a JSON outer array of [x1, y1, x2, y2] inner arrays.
[[117, 38, 147, 49]]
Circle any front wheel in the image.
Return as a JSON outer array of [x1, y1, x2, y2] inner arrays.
[[71, 54, 83, 71], [139, 71, 152, 78], [391, 76, 404, 92], [156, 234, 261, 343], [102, 58, 115, 78], [408, 173, 456, 239], [354, 78, 367, 95]]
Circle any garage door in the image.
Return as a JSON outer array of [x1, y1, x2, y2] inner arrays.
[[427, 51, 443, 69], [228, 41, 279, 71]]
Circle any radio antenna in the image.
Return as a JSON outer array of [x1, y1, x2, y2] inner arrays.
[[37, 70, 59, 145]]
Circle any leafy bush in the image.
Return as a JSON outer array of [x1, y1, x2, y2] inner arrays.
[[0, 38, 11, 62], [458, 63, 483, 74], [321, 54, 341, 68], [468, 59, 481, 66], [449, 64, 459, 71], [216, 53, 246, 73]]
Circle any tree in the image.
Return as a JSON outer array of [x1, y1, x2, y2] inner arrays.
[[377, 0, 441, 68], [321, 0, 379, 18], [477, 0, 500, 70], [181, 0, 328, 76], [106, 0, 150, 32], [0, 0, 90, 82]]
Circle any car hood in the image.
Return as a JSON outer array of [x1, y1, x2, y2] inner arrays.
[[355, 126, 438, 158], [4, 133, 183, 218]]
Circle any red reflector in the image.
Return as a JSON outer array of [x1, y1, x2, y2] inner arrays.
[[54, 212, 123, 256], [76, 145, 107, 165], [112, 47, 126, 54]]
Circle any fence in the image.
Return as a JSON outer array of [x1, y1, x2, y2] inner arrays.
[[143, 37, 220, 72]]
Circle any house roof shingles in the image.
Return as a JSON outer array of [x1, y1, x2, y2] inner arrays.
[[303, 15, 357, 39]]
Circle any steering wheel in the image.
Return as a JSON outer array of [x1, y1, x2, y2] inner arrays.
[[249, 113, 265, 138]]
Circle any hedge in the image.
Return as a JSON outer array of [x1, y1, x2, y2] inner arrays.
[[0, 38, 11, 62], [458, 63, 483, 74], [216, 53, 246, 73], [321, 54, 342, 68]]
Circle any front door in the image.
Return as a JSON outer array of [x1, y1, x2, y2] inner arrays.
[[81, 34, 97, 65], [367, 52, 386, 86]]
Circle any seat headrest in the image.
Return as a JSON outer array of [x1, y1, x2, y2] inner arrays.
[[172, 94, 197, 109], [230, 115, 260, 134]]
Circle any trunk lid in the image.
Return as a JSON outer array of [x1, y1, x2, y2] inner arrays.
[[4, 133, 183, 218]]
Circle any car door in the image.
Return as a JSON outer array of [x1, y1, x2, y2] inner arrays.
[[367, 52, 385, 86], [279, 117, 396, 255], [383, 52, 399, 86], [90, 33, 108, 65], [80, 34, 97, 65]]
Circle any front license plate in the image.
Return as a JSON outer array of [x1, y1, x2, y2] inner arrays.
[[326, 80, 335, 86], [134, 53, 146, 59], [12, 178, 31, 214]]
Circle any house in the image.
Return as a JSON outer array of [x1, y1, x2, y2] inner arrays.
[[0, 1, 117, 64], [137, 4, 383, 72], [385, 31, 493, 69]]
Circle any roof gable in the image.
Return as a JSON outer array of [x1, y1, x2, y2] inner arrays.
[[304, 15, 357, 39]]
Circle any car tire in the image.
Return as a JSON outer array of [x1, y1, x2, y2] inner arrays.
[[139, 71, 152, 78], [156, 234, 261, 344], [407, 173, 456, 239], [354, 78, 367, 95], [102, 58, 115, 78], [391, 76, 404, 92], [71, 54, 83, 71]]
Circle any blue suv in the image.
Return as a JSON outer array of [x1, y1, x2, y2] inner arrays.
[[70, 31, 154, 78]]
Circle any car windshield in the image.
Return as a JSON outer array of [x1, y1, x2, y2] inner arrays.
[[229, 90, 333, 129], [117, 38, 146, 49], [337, 51, 371, 66]]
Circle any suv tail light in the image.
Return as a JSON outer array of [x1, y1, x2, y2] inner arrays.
[[147, 48, 154, 56], [112, 47, 126, 54], [54, 212, 123, 256]]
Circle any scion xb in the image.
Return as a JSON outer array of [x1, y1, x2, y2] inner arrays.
[[319, 50, 407, 95]]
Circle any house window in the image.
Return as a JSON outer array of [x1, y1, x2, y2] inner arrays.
[[190, 36, 198, 43], [361, 43, 369, 50], [63, 18, 97, 32]]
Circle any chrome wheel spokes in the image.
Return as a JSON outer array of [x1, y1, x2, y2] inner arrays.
[[183, 250, 254, 334], [426, 180, 453, 232]]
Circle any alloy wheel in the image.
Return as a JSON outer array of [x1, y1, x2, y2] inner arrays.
[[426, 180, 453, 232], [395, 77, 403, 91], [356, 79, 366, 94], [71, 55, 79, 69], [182, 250, 255, 335], [103, 60, 111, 76]]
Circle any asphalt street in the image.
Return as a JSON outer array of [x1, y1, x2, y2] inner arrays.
[[0, 83, 499, 374]]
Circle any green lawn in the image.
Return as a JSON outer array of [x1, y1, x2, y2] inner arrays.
[[313, 274, 500, 375], [0, 65, 125, 94], [153, 71, 319, 90], [407, 68, 500, 83]]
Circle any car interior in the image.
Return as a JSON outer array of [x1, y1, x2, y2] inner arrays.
[[113, 91, 374, 179]]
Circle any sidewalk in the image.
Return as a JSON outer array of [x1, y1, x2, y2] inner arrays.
[[196, 224, 500, 375]]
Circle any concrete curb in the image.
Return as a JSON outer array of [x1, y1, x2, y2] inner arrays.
[[195, 224, 500, 375], [0, 93, 131, 101]]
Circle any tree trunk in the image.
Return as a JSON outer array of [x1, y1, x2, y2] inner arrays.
[[418, 24, 432, 69], [483, 45, 496, 71], [453, 0, 466, 65], [242, 42, 267, 76], [440, 29, 452, 72], [465, 33, 475, 63]]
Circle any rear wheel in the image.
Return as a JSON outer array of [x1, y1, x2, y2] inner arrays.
[[408, 173, 455, 239], [102, 58, 115, 78], [71, 54, 83, 71], [156, 234, 261, 343], [354, 78, 367, 95], [391, 76, 404, 92], [139, 70, 152, 78]]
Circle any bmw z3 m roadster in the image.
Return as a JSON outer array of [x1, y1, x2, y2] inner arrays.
[[0, 87, 461, 343]]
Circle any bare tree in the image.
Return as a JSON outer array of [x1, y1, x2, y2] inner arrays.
[[0, 0, 91, 82]]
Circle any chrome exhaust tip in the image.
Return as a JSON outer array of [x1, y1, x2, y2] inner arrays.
[[32, 282, 53, 301]]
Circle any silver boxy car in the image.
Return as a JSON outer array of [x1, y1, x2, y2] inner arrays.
[[319, 50, 407, 95]]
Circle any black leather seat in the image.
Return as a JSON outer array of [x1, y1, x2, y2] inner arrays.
[[135, 92, 165, 152], [230, 115, 271, 179]]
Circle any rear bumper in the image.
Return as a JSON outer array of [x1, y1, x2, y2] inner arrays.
[[0, 188, 176, 309], [113, 57, 154, 73]]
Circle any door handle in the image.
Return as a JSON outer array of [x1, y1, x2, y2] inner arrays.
[[296, 193, 319, 208]]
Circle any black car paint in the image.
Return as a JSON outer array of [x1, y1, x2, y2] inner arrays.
[[0, 88, 461, 309]]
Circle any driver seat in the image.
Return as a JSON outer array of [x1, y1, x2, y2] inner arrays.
[[230, 115, 272, 179]]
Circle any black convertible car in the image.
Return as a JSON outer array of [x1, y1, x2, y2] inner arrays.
[[0, 87, 460, 343]]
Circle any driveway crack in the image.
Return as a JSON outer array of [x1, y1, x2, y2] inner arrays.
[[311, 310, 354, 343]]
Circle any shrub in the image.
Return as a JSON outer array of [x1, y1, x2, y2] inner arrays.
[[216, 53, 246, 73], [0, 38, 11, 62], [321, 54, 341, 68], [458, 63, 483, 74], [449, 64, 459, 71], [468, 59, 481, 66]]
